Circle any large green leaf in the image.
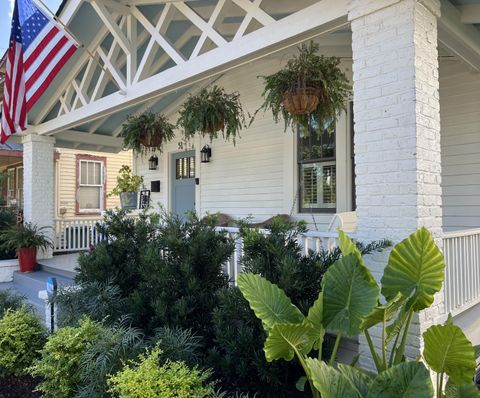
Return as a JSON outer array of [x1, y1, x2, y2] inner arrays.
[[423, 318, 476, 385], [237, 273, 304, 330], [360, 292, 405, 331], [367, 361, 433, 398], [445, 382, 480, 398], [264, 323, 317, 362], [338, 230, 364, 264], [322, 254, 379, 336], [381, 227, 445, 311], [306, 293, 325, 349], [306, 358, 361, 398], [385, 305, 409, 346], [338, 364, 372, 398]]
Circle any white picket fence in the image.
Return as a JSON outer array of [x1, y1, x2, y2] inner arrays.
[[443, 228, 480, 316], [53, 218, 104, 252]]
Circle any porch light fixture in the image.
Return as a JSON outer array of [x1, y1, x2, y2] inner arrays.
[[200, 145, 212, 163], [148, 155, 159, 170]]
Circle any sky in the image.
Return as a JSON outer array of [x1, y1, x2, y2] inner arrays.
[[0, 0, 62, 54]]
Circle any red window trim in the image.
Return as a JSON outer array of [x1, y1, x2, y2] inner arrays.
[[75, 154, 107, 216]]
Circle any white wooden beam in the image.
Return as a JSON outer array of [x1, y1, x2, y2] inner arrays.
[[459, 5, 480, 25], [55, 130, 123, 147], [97, 47, 127, 91], [174, 2, 227, 47], [439, 0, 480, 72], [31, 0, 348, 135], [90, 0, 132, 55], [126, 14, 137, 86], [131, 5, 185, 67], [231, 0, 274, 27], [191, 0, 225, 59]]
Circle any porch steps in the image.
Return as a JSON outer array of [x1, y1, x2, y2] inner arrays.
[[0, 270, 74, 322]]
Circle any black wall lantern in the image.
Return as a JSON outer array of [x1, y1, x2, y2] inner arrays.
[[200, 145, 212, 163], [148, 155, 159, 170]]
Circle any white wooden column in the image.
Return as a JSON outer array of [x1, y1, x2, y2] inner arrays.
[[22, 134, 56, 259], [349, 0, 444, 369]]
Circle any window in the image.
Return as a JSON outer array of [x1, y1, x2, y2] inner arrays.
[[77, 158, 105, 213], [175, 155, 195, 179], [298, 121, 336, 213]]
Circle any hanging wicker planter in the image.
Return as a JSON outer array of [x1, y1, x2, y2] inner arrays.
[[282, 87, 322, 116], [139, 130, 163, 148], [201, 119, 225, 135]]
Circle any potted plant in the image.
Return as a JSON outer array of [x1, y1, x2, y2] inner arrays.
[[0, 223, 53, 272], [109, 165, 143, 209], [259, 41, 351, 132], [177, 86, 246, 143], [120, 111, 175, 155]]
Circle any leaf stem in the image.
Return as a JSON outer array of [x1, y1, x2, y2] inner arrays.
[[388, 328, 401, 368], [438, 372, 444, 397], [329, 332, 342, 366], [364, 329, 383, 372], [394, 309, 414, 365], [382, 317, 388, 369], [294, 349, 320, 398]]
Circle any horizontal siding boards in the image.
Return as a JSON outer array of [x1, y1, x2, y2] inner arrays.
[[138, 49, 353, 231], [56, 148, 132, 219], [440, 60, 480, 232]]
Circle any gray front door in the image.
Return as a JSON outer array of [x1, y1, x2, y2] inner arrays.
[[172, 151, 196, 218]]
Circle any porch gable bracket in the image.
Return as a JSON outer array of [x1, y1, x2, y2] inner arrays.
[[29, 0, 348, 136]]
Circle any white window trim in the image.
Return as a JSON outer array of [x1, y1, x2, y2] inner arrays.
[[77, 159, 105, 214]]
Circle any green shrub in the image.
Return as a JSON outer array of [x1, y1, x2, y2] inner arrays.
[[0, 306, 46, 376], [0, 208, 16, 260], [108, 347, 215, 398], [31, 317, 104, 398], [133, 212, 233, 335], [208, 288, 302, 398], [0, 289, 26, 318], [52, 280, 127, 327], [76, 318, 145, 398]]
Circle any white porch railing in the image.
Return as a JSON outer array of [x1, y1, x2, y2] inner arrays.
[[216, 227, 352, 284], [443, 228, 480, 316], [53, 218, 104, 253]]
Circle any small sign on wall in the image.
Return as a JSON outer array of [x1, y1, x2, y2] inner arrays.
[[139, 190, 151, 209]]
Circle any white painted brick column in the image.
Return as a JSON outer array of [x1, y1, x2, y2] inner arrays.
[[22, 134, 55, 259], [348, 0, 444, 369]]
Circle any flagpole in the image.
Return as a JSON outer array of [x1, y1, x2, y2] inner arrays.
[[33, 0, 126, 94]]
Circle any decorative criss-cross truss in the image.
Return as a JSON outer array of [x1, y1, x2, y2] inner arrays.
[[30, 0, 348, 140]]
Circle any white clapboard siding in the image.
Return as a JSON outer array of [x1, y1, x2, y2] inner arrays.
[[137, 51, 354, 230], [440, 60, 480, 232], [55, 148, 133, 219]]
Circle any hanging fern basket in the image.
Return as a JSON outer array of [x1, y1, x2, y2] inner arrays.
[[139, 130, 163, 148], [282, 86, 322, 116], [201, 119, 225, 135]]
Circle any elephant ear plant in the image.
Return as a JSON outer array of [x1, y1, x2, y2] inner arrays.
[[238, 228, 479, 398]]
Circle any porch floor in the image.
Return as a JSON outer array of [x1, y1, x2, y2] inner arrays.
[[39, 253, 80, 278]]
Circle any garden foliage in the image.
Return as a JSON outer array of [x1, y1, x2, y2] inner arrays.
[[31, 317, 104, 398], [108, 346, 215, 398], [238, 228, 479, 398], [0, 306, 45, 377], [0, 289, 26, 318]]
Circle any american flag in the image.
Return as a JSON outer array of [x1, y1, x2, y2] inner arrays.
[[1, 0, 78, 143]]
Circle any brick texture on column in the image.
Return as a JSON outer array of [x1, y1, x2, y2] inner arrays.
[[348, 0, 444, 369], [22, 134, 55, 259]]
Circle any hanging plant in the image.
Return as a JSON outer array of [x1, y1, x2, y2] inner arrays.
[[177, 86, 246, 143], [120, 111, 175, 155], [259, 41, 351, 133]]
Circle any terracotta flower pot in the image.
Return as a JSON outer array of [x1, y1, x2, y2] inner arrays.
[[18, 247, 37, 273], [282, 86, 322, 115]]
